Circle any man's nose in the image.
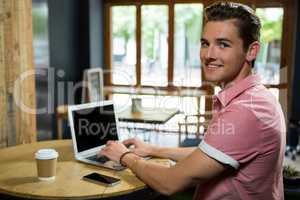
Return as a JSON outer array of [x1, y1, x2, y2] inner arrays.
[[205, 45, 217, 59]]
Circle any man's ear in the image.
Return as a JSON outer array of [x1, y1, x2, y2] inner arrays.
[[246, 41, 260, 62]]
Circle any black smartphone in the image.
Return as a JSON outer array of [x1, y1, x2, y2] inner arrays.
[[83, 172, 121, 186]]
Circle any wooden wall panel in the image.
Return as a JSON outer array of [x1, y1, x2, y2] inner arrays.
[[0, 2, 7, 148], [0, 0, 9, 148], [0, 0, 36, 148]]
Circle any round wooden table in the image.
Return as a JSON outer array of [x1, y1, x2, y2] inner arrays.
[[0, 140, 169, 199]]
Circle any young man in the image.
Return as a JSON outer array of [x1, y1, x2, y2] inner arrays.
[[99, 2, 286, 199]]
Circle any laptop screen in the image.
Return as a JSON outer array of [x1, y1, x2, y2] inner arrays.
[[72, 104, 118, 153]]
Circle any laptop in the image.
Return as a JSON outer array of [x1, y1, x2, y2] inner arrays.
[[68, 100, 124, 170]]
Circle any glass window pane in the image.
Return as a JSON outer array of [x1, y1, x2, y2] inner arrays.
[[112, 6, 136, 85], [141, 5, 168, 86], [174, 4, 203, 87], [255, 8, 283, 84], [32, 0, 49, 68], [32, 0, 51, 140]]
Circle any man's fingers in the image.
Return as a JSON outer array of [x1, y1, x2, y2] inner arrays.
[[128, 148, 135, 153], [123, 138, 136, 146], [97, 149, 106, 158]]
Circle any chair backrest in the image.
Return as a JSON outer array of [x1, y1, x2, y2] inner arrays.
[[178, 93, 213, 147]]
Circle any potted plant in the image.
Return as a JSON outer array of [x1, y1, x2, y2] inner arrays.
[[283, 165, 300, 186]]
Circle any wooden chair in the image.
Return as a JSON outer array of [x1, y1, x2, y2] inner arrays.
[[177, 86, 214, 147], [178, 113, 212, 147]]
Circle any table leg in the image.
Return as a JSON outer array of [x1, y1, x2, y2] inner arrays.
[[57, 115, 63, 139]]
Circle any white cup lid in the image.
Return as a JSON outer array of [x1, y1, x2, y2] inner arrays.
[[35, 149, 58, 160]]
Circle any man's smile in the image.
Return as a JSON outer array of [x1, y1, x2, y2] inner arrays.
[[205, 63, 224, 69]]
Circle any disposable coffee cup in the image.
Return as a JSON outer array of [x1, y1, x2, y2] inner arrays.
[[35, 149, 58, 181], [132, 98, 142, 113]]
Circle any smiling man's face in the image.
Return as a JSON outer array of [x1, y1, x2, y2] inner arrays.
[[200, 20, 248, 86]]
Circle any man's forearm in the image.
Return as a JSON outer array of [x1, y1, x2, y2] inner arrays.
[[123, 154, 191, 195], [121, 148, 225, 196], [150, 146, 196, 162]]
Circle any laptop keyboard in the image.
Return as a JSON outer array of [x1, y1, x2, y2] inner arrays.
[[86, 155, 110, 164]]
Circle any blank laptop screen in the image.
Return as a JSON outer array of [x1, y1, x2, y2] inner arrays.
[[72, 104, 118, 153]]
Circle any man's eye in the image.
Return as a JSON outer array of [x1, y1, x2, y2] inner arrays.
[[201, 42, 208, 48], [219, 42, 230, 48]]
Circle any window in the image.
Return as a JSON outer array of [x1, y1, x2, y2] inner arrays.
[[141, 5, 168, 86], [107, 2, 204, 88], [174, 4, 203, 87], [112, 6, 136, 85], [106, 1, 290, 90], [255, 8, 284, 85]]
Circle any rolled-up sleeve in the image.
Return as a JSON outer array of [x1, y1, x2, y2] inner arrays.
[[199, 105, 261, 170]]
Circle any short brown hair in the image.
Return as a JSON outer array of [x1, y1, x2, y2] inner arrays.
[[204, 2, 261, 51]]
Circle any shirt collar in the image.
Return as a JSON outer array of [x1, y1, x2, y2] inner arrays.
[[215, 74, 261, 107]]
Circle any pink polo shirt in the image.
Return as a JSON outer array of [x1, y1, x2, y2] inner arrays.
[[195, 75, 286, 200]]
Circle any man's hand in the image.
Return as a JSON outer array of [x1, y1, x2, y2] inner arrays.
[[99, 141, 129, 163], [123, 138, 155, 157]]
